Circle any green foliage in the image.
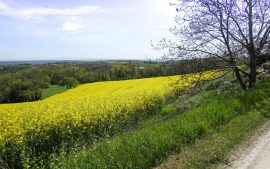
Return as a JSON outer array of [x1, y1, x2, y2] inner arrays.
[[60, 77, 79, 89], [110, 64, 138, 80], [50, 78, 270, 169], [0, 74, 42, 103]]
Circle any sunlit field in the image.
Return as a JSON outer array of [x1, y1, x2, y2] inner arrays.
[[0, 73, 214, 168], [47, 76, 177, 100], [0, 76, 178, 166]]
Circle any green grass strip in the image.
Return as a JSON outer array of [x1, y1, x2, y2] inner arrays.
[[41, 85, 66, 99]]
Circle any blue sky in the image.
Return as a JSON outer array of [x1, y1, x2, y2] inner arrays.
[[0, 0, 177, 61]]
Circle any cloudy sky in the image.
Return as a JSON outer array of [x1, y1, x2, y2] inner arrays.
[[0, 0, 177, 61]]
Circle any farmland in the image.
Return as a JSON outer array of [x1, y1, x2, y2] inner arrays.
[[1, 0, 270, 168], [0, 75, 186, 168], [1, 71, 269, 169]]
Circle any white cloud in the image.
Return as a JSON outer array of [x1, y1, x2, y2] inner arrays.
[[0, 1, 98, 34], [16, 6, 100, 16], [0, 1, 8, 10], [0, 1, 100, 18], [62, 21, 84, 32]]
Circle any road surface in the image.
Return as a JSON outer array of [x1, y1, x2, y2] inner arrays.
[[226, 123, 270, 169]]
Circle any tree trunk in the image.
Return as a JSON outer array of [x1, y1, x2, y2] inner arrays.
[[235, 67, 247, 90], [249, 49, 257, 88], [248, 0, 257, 88]]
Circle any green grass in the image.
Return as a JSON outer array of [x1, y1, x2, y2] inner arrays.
[[41, 85, 66, 99], [156, 109, 268, 169], [49, 78, 270, 169]]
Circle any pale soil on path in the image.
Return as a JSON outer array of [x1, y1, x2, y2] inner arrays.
[[222, 121, 270, 169]]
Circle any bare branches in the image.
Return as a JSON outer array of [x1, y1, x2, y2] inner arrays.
[[156, 0, 270, 89]]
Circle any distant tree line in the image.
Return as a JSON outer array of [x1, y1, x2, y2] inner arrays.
[[0, 59, 220, 103]]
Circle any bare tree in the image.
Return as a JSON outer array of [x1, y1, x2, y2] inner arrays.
[[157, 0, 270, 90]]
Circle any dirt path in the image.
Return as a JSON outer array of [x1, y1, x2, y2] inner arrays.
[[224, 122, 270, 169]]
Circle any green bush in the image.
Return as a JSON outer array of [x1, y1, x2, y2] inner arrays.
[[60, 77, 79, 89]]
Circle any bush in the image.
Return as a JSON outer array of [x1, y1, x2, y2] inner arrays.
[[60, 77, 79, 89]]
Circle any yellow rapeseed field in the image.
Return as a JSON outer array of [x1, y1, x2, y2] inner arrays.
[[0, 73, 215, 166], [0, 76, 178, 153]]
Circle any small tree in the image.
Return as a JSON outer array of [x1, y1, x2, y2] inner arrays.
[[61, 77, 79, 89], [157, 0, 270, 90]]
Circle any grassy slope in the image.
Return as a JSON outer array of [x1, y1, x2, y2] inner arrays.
[[156, 107, 269, 169], [41, 85, 66, 99], [50, 78, 270, 169], [156, 95, 270, 169]]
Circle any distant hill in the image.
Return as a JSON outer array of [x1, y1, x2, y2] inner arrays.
[[0, 59, 143, 65], [0, 60, 84, 65]]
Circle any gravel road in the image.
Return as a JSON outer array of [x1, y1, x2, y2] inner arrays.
[[225, 123, 270, 169]]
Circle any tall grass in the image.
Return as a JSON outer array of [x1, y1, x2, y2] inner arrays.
[[51, 78, 270, 169]]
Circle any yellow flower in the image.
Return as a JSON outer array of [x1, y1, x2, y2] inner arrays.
[[0, 73, 213, 153]]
